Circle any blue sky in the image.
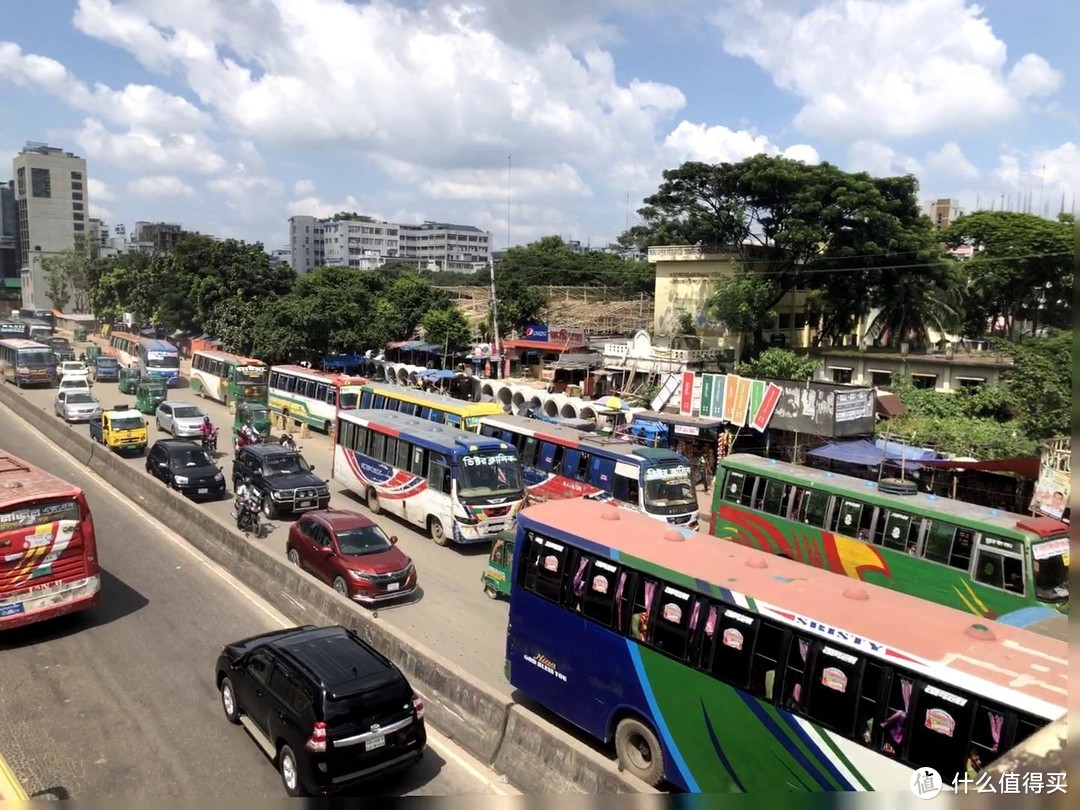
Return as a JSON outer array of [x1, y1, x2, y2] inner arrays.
[[1, 0, 1076, 251]]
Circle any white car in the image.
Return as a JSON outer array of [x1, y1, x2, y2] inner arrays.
[[155, 401, 208, 438], [59, 360, 90, 381], [55, 390, 102, 422], [58, 376, 91, 395]]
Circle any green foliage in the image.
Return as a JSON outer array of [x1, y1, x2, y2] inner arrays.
[[497, 235, 653, 295], [676, 312, 697, 336], [203, 297, 262, 356], [490, 277, 549, 338], [1000, 331, 1072, 439], [41, 234, 99, 313], [420, 307, 472, 353], [44, 265, 71, 313], [736, 348, 818, 382], [707, 270, 777, 340]]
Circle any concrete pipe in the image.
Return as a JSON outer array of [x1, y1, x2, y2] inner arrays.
[[543, 395, 567, 418], [559, 401, 581, 419], [511, 389, 527, 410], [496, 385, 513, 409], [527, 394, 545, 413], [578, 406, 597, 424], [481, 383, 495, 399]]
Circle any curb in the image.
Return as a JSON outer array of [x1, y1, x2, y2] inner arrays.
[[0, 753, 28, 801]]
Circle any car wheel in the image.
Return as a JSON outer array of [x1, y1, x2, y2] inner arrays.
[[220, 677, 241, 725], [429, 517, 449, 547], [262, 497, 278, 520], [333, 576, 350, 597], [614, 717, 665, 787], [367, 488, 382, 515], [287, 547, 300, 567], [278, 744, 304, 798]]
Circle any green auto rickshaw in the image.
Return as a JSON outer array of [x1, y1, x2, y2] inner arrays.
[[117, 367, 141, 394], [84, 345, 101, 362], [134, 376, 167, 414], [234, 400, 272, 440], [481, 529, 516, 600]]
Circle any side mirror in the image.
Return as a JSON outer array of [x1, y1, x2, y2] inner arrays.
[[390, 536, 398, 545], [309, 465, 315, 472], [231, 660, 243, 672], [322, 546, 334, 555], [158, 462, 167, 469]]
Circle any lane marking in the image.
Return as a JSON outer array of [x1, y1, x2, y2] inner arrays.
[[425, 725, 519, 796]]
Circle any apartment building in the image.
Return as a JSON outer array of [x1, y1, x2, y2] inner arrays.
[[134, 221, 194, 253], [13, 142, 88, 310], [923, 198, 963, 230], [0, 179, 19, 292], [287, 215, 491, 273]]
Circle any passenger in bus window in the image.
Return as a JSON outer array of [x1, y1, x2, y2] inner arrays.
[[965, 750, 981, 778]]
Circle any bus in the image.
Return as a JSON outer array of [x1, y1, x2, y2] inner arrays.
[[478, 414, 699, 528], [0, 453, 101, 629], [333, 409, 525, 545], [268, 365, 368, 433], [0, 320, 29, 340], [710, 454, 1069, 619], [107, 330, 142, 366], [359, 382, 504, 432], [20, 318, 54, 341], [108, 331, 180, 383], [0, 338, 58, 387], [507, 499, 1066, 792], [190, 349, 269, 407]]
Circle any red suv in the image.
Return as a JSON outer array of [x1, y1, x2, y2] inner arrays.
[[286, 509, 418, 604]]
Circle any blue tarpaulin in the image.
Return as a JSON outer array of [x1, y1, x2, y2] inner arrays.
[[809, 439, 942, 469], [322, 354, 367, 369]]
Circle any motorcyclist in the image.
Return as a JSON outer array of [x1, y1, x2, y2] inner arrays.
[[234, 476, 259, 523], [279, 433, 296, 451], [199, 415, 217, 452]]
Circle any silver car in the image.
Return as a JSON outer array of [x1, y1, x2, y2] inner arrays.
[[55, 390, 102, 422], [156, 401, 208, 438]]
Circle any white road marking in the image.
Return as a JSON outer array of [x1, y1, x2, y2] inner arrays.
[[425, 725, 519, 795]]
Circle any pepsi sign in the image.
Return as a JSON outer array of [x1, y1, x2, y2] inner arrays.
[[524, 324, 549, 342]]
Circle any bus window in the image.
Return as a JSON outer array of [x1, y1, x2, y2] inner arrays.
[[373, 395, 386, 408], [969, 703, 1008, 769], [923, 522, 974, 570], [400, 402, 417, 416], [628, 575, 659, 643], [570, 554, 620, 627], [855, 660, 885, 747], [879, 673, 914, 758], [430, 409, 445, 424], [420, 407, 432, 420], [613, 474, 639, 506], [781, 636, 812, 712], [749, 620, 788, 701], [520, 437, 538, 467], [761, 479, 791, 516], [563, 449, 582, 479], [355, 427, 368, 454], [649, 584, 693, 660], [370, 433, 387, 462], [538, 442, 560, 473], [522, 534, 569, 603], [446, 414, 462, 428], [907, 683, 975, 781], [338, 420, 355, 449], [428, 453, 451, 495], [316, 383, 329, 402], [396, 439, 411, 471], [879, 511, 919, 554], [325, 386, 337, 405], [589, 457, 615, 490], [409, 445, 427, 476], [479, 424, 496, 438], [361, 391, 373, 408], [804, 644, 863, 736], [723, 470, 758, 507], [384, 438, 399, 465], [798, 488, 830, 528], [269, 370, 280, 388], [974, 549, 1025, 594], [833, 499, 874, 540], [704, 606, 757, 689]]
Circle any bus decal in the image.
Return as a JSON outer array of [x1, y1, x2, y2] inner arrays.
[[2, 521, 75, 588], [953, 580, 993, 619], [342, 450, 427, 500], [699, 702, 746, 791]]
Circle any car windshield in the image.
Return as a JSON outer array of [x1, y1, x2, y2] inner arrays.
[[171, 406, 202, 419], [62, 363, 84, 373], [21, 349, 54, 368], [1033, 538, 1069, 603], [263, 454, 310, 476], [235, 365, 266, 384], [147, 353, 179, 369], [334, 525, 393, 555], [66, 393, 95, 404], [457, 452, 523, 498], [169, 447, 213, 469], [244, 405, 269, 421], [61, 379, 88, 388], [643, 464, 697, 512], [112, 416, 143, 430]]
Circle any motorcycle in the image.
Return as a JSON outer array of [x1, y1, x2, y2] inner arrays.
[[234, 428, 261, 453], [278, 433, 297, 451], [233, 495, 262, 536], [201, 428, 218, 454]]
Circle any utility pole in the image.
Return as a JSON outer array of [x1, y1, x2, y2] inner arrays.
[[1038, 163, 1046, 218]]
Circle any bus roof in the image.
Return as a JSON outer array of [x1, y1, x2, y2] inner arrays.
[[342, 409, 513, 456], [109, 330, 141, 341], [194, 348, 266, 366], [0, 453, 81, 511], [362, 382, 504, 417], [141, 338, 178, 352], [272, 365, 367, 385], [0, 338, 51, 350], [518, 499, 1068, 718], [722, 453, 1068, 541], [481, 414, 688, 465]]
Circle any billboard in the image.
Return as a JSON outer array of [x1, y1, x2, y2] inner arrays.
[[523, 324, 548, 342], [1030, 438, 1070, 521]]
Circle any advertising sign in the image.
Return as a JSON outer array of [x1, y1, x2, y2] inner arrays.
[[523, 324, 549, 342], [731, 377, 753, 427], [1030, 439, 1070, 520], [700, 374, 714, 418], [549, 325, 586, 345], [679, 371, 696, 415], [751, 383, 783, 432]]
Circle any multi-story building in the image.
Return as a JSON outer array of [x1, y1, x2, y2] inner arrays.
[[287, 215, 491, 273], [0, 179, 20, 294], [13, 142, 88, 310], [268, 246, 291, 269], [133, 221, 193, 253], [923, 198, 963, 230]]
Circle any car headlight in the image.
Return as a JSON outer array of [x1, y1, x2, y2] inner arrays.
[[271, 491, 284, 500], [214, 472, 224, 481], [174, 475, 189, 484], [348, 569, 374, 581]]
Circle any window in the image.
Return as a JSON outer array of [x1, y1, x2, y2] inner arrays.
[[831, 367, 853, 384], [749, 620, 788, 701], [72, 202, 84, 211], [780, 635, 812, 712], [245, 651, 272, 685], [761, 479, 791, 516], [396, 439, 411, 471], [31, 168, 51, 198], [877, 511, 921, 553], [648, 584, 694, 660], [805, 644, 863, 736], [519, 436, 538, 467], [384, 437, 398, 466], [74, 223, 84, 231], [428, 453, 451, 494], [70, 171, 82, 180], [268, 666, 312, 716], [562, 449, 588, 481], [911, 374, 937, 390], [833, 498, 875, 541], [569, 553, 620, 627], [337, 419, 353, 449], [974, 549, 1025, 594], [722, 470, 757, 507], [922, 523, 974, 570], [520, 532, 569, 603], [72, 192, 83, 201], [907, 683, 975, 781], [702, 606, 758, 688], [537, 441, 562, 474], [409, 445, 426, 476], [869, 370, 893, 387], [969, 703, 1008, 768], [613, 473, 640, 505], [797, 488, 830, 528], [588, 456, 616, 491], [369, 432, 386, 462]]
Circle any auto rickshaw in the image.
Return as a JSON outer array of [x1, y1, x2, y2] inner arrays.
[[84, 345, 101, 362], [481, 529, 516, 600], [117, 367, 141, 394], [134, 376, 167, 414], [234, 400, 272, 440]]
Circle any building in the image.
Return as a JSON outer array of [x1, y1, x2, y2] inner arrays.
[[810, 344, 1014, 393], [923, 198, 963, 230], [268, 246, 291, 269], [13, 142, 88, 310], [133, 221, 193, 253], [0, 179, 19, 296], [287, 215, 492, 273]]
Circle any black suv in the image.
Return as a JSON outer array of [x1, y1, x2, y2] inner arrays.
[[146, 439, 226, 500], [215, 625, 426, 796], [232, 444, 330, 519], [48, 337, 75, 362]]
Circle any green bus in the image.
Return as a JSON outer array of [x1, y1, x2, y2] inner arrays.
[[710, 454, 1069, 620], [189, 349, 268, 408]]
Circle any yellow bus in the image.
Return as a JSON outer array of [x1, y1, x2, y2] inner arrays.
[[359, 382, 504, 431]]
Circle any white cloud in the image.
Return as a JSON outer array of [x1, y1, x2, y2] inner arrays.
[[76, 118, 226, 175], [87, 177, 116, 201], [925, 142, 980, 181], [208, 172, 284, 201], [712, 0, 1063, 140], [377, 158, 591, 201], [847, 141, 922, 176], [993, 143, 1080, 213], [286, 195, 365, 219], [663, 121, 820, 165], [293, 179, 316, 196], [127, 174, 198, 198], [89, 204, 115, 222]]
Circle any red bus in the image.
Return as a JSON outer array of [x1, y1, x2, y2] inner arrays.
[[0, 453, 101, 629]]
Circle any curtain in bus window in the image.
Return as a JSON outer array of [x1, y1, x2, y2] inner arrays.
[[631, 580, 656, 642], [572, 557, 589, 598], [614, 572, 628, 631], [988, 712, 1003, 752], [881, 676, 913, 754], [787, 639, 810, 708], [538, 442, 557, 472]]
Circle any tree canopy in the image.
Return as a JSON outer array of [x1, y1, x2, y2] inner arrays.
[[736, 347, 819, 382], [41, 234, 99, 313], [496, 236, 653, 295]]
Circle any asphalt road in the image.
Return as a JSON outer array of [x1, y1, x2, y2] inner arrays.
[[0, 406, 517, 799], [12, 365, 511, 694]]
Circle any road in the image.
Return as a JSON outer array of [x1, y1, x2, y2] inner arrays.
[[0, 406, 517, 799], [12, 363, 511, 694]]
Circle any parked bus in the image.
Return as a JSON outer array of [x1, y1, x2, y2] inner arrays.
[[268, 365, 368, 433], [0, 320, 29, 340], [359, 382, 504, 431], [0, 338, 58, 387], [0, 453, 101, 629], [190, 349, 269, 407], [508, 499, 1066, 792], [710, 454, 1069, 619], [333, 409, 525, 545], [479, 414, 699, 528], [20, 318, 54, 341]]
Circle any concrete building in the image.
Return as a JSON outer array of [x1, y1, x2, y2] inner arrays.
[[287, 215, 492, 273], [13, 142, 88, 310], [811, 344, 1013, 393], [133, 221, 193, 253], [0, 179, 19, 295], [268, 246, 291, 269], [923, 198, 963, 230]]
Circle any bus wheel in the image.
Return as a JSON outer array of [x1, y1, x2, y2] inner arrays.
[[615, 717, 665, 787], [367, 488, 382, 515], [429, 518, 448, 546]]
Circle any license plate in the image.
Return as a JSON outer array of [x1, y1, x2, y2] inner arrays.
[[365, 735, 386, 752], [296, 500, 313, 508], [386, 582, 400, 592], [197, 488, 208, 494], [0, 602, 25, 617]]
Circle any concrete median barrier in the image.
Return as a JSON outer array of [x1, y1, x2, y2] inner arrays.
[[0, 383, 655, 795], [0, 752, 28, 801]]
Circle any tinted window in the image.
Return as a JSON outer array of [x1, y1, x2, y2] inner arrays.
[[268, 666, 312, 717], [798, 489, 830, 527], [520, 532, 568, 603], [703, 606, 758, 689], [246, 651, 272, 685], [974, 549, 1025, 594], [907, 684, 974, 781], [805, 644, 863, 736]]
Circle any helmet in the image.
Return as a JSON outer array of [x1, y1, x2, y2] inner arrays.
[[203, 415, 210, 423]]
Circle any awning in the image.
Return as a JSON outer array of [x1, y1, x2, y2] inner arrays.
[[807, 439, 941, 468], [322, 354, 367, 368], [875, 391, 906, 417], [1, 279, 20, 289], [421, 369, 457, 380], [634, 411, 724, 430], [915, 456, 1041, 479], [502, 339, 588, 352]]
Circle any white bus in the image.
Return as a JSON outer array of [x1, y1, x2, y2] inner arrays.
[[269, 365, 368, 434], [333, 409, 526, 546]]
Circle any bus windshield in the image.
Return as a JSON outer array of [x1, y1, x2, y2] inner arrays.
[[643, 464, 696, 513], [95, 357, 119, 368], [458, 452, 523, 498], [235, 365, 266, 385], [21, 349, 54, 368], [339, 389, 360, 409], [1033, 538, 1069, 603], [147, 351, 179, 369]]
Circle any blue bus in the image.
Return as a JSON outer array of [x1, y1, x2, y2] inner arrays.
[[0, 338, 58, 387], [111, 332, 181, 385], [506, 499, 1066, 793], [333, 408, 526, 546]]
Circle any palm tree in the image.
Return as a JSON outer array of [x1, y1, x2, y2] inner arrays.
[[866, 260, 965, 348]]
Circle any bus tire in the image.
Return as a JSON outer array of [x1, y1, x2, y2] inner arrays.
[[323, 420, 332, 435], [614, 717, 665, 787], [429, 517, 448, 546], [367, 488, 382, 515]]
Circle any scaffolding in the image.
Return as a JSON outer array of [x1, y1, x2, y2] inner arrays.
[[444, 286, 654, 336]]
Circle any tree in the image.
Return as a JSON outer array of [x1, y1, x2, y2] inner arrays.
[[943, 212, 1073, 339], [736, 348, 818, 381], [676, 312, 697, 336], [1000, 331, 1072, 440], [203, 297, 263, 356], [497, 235, 653, 295], [707, 270, 776, 353], [41, 234, 99, 313], [861, 258, 965, 348], [490, 277, 548, 338], [88, 251, 165, 324], [380, 275, 454, 340], [44, 265, 71, 313], [420, 308, 472, 357]]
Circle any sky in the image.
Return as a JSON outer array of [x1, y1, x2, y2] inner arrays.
[[0, 0, 1077, 252]]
